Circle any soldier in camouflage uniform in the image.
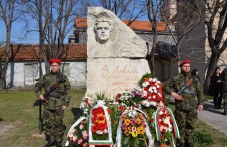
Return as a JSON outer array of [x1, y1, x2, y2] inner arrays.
[[163, 59, 204, 147], [35, 58, 71, 147], [221, 68, 227, 115]]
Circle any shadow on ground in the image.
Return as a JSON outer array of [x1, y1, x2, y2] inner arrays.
[[203, 101, 223, 115], [33, 100, 40, 107], [71, 108, 82, 121]]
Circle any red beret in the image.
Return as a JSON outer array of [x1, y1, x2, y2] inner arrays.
[[179, 59, 190, 66], [49, 58, 61, 65]]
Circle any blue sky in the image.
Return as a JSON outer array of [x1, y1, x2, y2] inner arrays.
[[0, 19, 74, 44], [0, 1, 149, 45]]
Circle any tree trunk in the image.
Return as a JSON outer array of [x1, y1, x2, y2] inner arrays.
[[204, 52, 220, 94], [1, 27, 11, 89]]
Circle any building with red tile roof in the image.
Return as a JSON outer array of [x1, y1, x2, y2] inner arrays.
[[0, 44, 87, 62], [74, 17, 167, 31], [0, 44, 87, 88]]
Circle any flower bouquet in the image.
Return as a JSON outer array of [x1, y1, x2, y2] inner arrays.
[[154, 107, 180, 146], [140, 76, 164, 108], [67, 119, 88, 147], [116, 109, 154, 147], [88, 100, 113, 146]]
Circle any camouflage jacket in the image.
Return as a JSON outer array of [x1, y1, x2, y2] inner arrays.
[[35, 71, 71, 110], [163, 72, 204, 110]]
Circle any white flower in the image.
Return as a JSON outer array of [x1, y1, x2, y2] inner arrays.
[[163, 117, 171, 125], [79, 124, 84, 129], [142, 81, 149, 87], [152, 78, 158, 82], [132, 110, 137, 116], [149, 78, 153, 82], [150, 101, 157, 106], [167, 124, 173, 132], [148, 87, 153, 92], [80, 102, 86, 109], [104, 129, 108, 133], [143, 90, 148, 96], [156, 85, 160, 89], [159, 101, 164, 107], [152, 95, 156, 99], [142, 100, 150, 107], [128, 112, 133, 117], [73, 136, 77, 142], [160, 125, 167, 132]]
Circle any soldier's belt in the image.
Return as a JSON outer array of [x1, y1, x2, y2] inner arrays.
[[49, 92, 62, 98]]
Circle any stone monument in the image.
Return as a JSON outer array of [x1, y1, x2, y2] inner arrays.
[[86, 7, 151, 98]]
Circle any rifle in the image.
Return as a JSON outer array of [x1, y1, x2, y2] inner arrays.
[[177, 75, 197, 95], [39, 99, 43, 134], [38, 76, 65, 134]]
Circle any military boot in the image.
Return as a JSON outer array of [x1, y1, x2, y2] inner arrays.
[[223, 109, 227, 115], [56, 141, 62, 147]]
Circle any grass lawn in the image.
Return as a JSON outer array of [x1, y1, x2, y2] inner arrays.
[[0, 90, 226, 147]]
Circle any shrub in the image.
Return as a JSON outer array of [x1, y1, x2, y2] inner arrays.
[[194, 130, 213, 145]]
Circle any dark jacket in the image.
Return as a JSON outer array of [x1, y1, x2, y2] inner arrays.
[[221, 68, 227, 94], [209, 74, 222, 96]]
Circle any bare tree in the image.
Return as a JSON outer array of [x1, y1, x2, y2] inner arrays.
[[25, 0, 79, 74], [203, 0, 227, 93], [0, 0, 24, 89], [88, 0, 146, 24], [146, 0, 164, 75]]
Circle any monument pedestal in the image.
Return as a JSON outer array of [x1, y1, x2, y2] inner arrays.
[[86, 58, 150, 97]]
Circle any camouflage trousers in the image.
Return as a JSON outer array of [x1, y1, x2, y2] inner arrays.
[[43, 108, 66, 142], [223, 94, 227, 109], [175, 108, 197, 144]]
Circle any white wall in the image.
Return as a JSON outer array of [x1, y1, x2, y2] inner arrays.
[[69, 62, 86, 88], [6, 62, 25, 87], [5, 61, 86, 88]]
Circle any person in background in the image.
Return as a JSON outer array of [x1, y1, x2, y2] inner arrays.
[[221, 68, 227, 115], [209, 67, 222, 109]]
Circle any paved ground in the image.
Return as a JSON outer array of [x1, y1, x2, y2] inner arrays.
[[198, 100, 227, 136]]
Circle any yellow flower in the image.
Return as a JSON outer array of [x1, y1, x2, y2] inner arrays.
[[131, 130, 138, 137], [127, 126, 132, 134], [124, 119, 131, 126], [137, 126, 145, 135], [136, 118, 141, 124]]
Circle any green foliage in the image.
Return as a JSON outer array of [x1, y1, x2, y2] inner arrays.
[[194, 130, 213, 145], [138, 72, 154, 87], [161, 132, 174, 144], [122, 134, 148, 147], [109, 104, 121, 142], [96, 92, 107, 100]]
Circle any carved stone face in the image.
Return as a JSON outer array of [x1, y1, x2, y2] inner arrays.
[[95, 21, 111, 44]]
